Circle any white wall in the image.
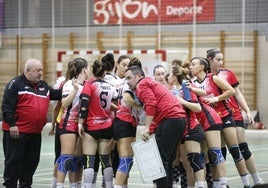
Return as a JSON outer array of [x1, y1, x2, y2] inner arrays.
[[258, 36, 268, 127]]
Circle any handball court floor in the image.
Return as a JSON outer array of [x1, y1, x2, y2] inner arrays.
[[0, 123, 268, 188]]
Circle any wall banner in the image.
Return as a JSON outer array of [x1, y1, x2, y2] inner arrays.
[[93, 0, 215, 25]]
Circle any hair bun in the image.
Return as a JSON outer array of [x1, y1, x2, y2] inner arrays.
[[102, 53, 114, 64], [101, 53, 115, 71]]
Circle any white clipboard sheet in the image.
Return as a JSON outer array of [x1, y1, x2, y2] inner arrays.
[[131, 135, 166, 182]]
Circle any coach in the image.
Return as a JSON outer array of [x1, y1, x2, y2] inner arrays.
[[125, 65, 186, 188], [1, 58, 62, 188]]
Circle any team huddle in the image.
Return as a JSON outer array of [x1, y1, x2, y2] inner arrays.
[[1, 49, 264, 188]]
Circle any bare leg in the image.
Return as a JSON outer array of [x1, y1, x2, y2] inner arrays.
[[114, 137, 135, 186]]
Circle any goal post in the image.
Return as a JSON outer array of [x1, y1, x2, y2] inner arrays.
[[56, 49, 189, 78]]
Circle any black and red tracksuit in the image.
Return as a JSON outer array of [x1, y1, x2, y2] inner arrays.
[[1, 73, 61, 188]]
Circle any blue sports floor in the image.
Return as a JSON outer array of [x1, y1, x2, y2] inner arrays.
[[0, 123, 267, 188]]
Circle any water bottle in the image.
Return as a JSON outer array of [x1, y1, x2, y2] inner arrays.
[[182, 80, 191, 101]]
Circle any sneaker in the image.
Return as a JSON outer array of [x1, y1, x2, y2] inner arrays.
[[243, 186, 250, 188], [255, 178, 264, 185]]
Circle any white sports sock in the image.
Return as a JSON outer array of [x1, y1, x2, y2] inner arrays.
[[251, 172, 263, 184], [114, 185, 123, 188], [241, 174, 250, 186], [51, 176, 57, 188], [219, 177, 227, 188], [103, 167, 114, 188], [69, 183, 76, 188], [196, 181, 206, 188], [213, 180, 220, 188], [56, 183, 64, 188], [84, 168, 95, 188]]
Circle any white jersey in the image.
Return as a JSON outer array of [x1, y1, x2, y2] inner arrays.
[[116, 78, 144, 126], [50, 76, 65, 105], [54, 76, 66, 89], [104, 72, 122, 89], [61, 80, 83, 122]]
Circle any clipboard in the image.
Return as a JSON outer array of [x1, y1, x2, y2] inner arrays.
[[131, 134, 166, 182]]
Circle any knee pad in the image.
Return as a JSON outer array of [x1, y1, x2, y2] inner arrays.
[[83, 155, 96, 169], [72, 156, 83, 172], [207, 148, 225, 167], [239, 142, 252, 160], [228, 145, 243, 162], [117, 157, 133, 174], [187, 152, 205, 173], [56, 154, 74, 174], [99, 154, 112, 169], [221, 147, 227, 160]]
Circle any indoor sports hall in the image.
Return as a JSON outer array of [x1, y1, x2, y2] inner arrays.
[[0, 0, 268, 188]]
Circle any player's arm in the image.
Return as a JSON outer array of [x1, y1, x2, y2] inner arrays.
[[204, 75, 235, 104], [61, 79, 79, 108], [191, 87, 207, 96], [177, 96, 202, 112], [234, 86, 254, 124], [123, 92, 143, 108], [49, 101, 61, 136]]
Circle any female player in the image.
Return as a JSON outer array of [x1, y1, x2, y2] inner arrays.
[[78, 60, 118, 188], [113, 56, 144, 188], [56, 58, 89, 188], [190, 56, 251, 188], [168, 65, 206, 188], [207, 49, 263, 185]]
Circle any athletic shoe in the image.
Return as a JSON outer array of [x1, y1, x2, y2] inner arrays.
[[255, 178, 264, 185]]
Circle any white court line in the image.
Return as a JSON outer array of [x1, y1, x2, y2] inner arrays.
[[227, 171, 268, 181]]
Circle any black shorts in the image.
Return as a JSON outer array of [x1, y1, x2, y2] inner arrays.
[[205, 123, 223, 131], [222, 114, 236, 129], [112, 117, 137, 141], [85, 127, 113, 140], [58, 128, 77, 135], [235, 120, 247, 129], [182, 124, 205, 144]]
